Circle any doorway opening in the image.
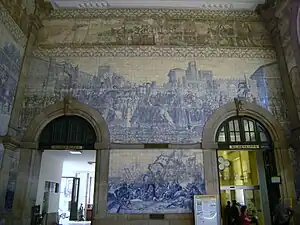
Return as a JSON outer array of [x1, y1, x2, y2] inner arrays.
[[216, 116, 280, 225], [37, 115, 97, 225]]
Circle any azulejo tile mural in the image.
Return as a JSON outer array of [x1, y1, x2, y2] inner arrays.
[[22, 56, 286, 143], [107, 149, 205, 213], [0, 21, 23, 136]]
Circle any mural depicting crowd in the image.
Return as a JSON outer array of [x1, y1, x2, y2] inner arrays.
[[23, 58, 270, 143], [107, 150, 205, 213]]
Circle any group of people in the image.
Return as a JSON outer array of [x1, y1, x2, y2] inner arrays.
[[223, 199, 293, 225], [223, 200, 257, 225]]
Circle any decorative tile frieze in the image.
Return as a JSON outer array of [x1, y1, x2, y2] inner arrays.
[[47, 8, 261, 21], [33, 46, 276, 58], [0, 3, 27, 46]]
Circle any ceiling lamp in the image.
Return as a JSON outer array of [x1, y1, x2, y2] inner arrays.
[[218, 156, 230, 171], [69, 150, 82, 155]]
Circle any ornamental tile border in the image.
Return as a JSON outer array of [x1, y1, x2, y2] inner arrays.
[[0, 3, 27, 46], [34, 46, 276, 58], [47, 8, 261, 21]]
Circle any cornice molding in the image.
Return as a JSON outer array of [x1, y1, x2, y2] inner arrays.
[[46, 8, 261, 21], [33, 46, 276, 58], [0, 2, 27, 46]]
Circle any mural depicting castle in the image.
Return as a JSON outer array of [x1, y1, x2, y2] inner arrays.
[[22, 57, 285, 143], [0, 39, 23, 136], [107, 149, 205, 213]]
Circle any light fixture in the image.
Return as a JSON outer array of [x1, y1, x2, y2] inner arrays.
[[218, 156, 231, 171], [69, 150, 82, 155]]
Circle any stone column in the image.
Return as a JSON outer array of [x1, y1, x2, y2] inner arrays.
[[92, 148, 110, 224], [7, 14, 42, 138], [202, 142, 220, 225], [257, 4, 300, 200], [9, 147, 42, 225], [202, 143, 219, 195]]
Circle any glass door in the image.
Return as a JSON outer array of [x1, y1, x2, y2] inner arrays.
[[218, 150, 271, 225]]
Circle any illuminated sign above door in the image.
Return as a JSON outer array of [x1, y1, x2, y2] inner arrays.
[[229, 145, 260, 150]]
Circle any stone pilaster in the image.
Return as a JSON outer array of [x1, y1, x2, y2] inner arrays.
[[257, 3, 300, 222], [9, 148, 42, 225], [202, 143, 219, 195], [93, 149, 110, 221]]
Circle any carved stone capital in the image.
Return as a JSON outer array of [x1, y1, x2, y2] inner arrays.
[[0, 135, 20, 150]]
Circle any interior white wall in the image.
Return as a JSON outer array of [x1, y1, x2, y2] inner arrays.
[[62, 161, 95, 208], [36, 151, 64, 213]]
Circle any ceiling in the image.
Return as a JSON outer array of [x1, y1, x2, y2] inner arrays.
[[45, 150, 96, 164], [49, 0, 265, 11]]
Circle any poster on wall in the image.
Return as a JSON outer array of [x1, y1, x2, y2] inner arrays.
[[193, 195, 217, 225]]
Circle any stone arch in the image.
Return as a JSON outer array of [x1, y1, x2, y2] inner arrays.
[[202, 100, 287, 149], [22, 96, 110, 149]]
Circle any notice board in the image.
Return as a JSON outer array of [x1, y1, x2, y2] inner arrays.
[[194, 195, 218, 225]]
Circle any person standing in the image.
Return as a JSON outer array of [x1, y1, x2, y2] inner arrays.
[[224, 201, 231, 225], [230, 200, 240, 225], [240, 206, 251, 225]]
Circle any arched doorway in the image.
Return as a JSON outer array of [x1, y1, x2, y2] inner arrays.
[[38, 115, 97, 223], [17, 97, 110, 225], [202, 100, 294, 225], [216, 116, 279, 225]]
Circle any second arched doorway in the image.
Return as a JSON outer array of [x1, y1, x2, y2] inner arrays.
[[216, 116, 279, 225]]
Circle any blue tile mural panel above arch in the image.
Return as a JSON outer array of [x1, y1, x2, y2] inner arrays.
[[23, 57, 285, 143], [107, 149, 205, 213]]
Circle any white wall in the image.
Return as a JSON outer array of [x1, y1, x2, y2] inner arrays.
[[62, 161, 95, 207], [36, 151, 64, 213]]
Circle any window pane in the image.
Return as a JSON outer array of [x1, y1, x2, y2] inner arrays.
[[230, 132, 236, 142], [235, 132, 241, 142], [249, 121, 255, 131], [245, 132, 250, 142], [234, 120, 240, 131], [220, 127, 225, 132], [229, 121, 234, 131], [244, 120, 249, 131], [250, 132, 256, 141], [218, 132, 226, 142], [260, 132, 268, 142]]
